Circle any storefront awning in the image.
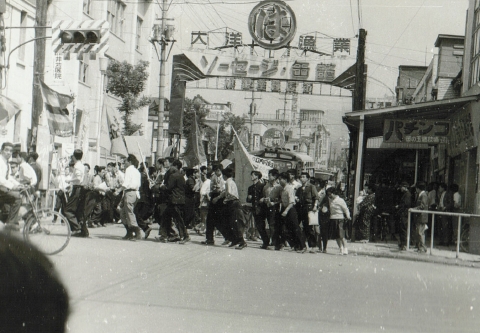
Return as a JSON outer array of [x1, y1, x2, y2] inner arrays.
[[343, 95, 479, 138]]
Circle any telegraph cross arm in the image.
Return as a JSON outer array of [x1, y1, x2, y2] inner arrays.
[[52, 20, 109, 60]]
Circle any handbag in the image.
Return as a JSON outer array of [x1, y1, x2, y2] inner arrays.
[[308, 210, 319, 226]]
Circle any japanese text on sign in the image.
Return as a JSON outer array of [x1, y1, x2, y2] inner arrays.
[[383, 119, 450, 144], [448, 107, 479, 156]]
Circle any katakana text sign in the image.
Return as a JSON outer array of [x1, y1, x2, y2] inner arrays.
[[383, 119, 450, 144], [182, 50, 353, 83]]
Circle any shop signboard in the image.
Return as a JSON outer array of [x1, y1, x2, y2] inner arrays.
[[448, 105, 480, 156], [383, 119, 450, 144]]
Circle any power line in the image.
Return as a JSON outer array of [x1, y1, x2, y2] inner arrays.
[[370, 0, 427, 77], [207, 0, 228, 27], [349, 0, 356, 35]]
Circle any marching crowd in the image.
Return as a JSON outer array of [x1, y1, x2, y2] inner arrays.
[[0, 140, 464, 255]]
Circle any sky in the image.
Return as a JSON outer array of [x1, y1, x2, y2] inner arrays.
[[161, 0, 470, 140]]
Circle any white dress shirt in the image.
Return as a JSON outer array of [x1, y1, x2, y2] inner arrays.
[[0, 155, 19, 190], [19, 161, 37, 186], [66, 160, 84, 186], [122, 165, 141, 198]]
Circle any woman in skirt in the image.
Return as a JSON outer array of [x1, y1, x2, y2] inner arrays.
[[326, 187, 351, 255]]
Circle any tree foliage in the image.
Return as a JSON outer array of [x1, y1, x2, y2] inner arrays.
[[181, 94, 245, 162], [217, 112, 245, 160], [106, 60, 150, 135], [183, 95, 209, 140]]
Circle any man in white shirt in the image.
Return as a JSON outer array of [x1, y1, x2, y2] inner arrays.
[[18, 152, 37, 187], [0, 142, 23, 229], [64, 149, 88, 237], [115, 154, 143, 240]]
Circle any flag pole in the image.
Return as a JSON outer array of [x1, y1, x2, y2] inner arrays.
[[71, 94, 76, 144], [215, 112, 220, 161], [136, 142, 153, 186]]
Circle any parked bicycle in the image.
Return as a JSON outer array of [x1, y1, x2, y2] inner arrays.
[[21, 187, 71, 255]]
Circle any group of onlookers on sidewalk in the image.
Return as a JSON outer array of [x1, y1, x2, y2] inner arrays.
[[354, 179, 463, 253]]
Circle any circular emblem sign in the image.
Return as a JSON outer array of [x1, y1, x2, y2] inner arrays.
[[262, 128, 285, 148], [248, 1, 297, 50]]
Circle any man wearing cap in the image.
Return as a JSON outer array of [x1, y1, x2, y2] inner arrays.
[[395, 181, 412, 250], [0, 142, 23, 230], [64, 149, 88, 237]]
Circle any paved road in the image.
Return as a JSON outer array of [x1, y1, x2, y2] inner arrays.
[[49, 225, 480, 333]]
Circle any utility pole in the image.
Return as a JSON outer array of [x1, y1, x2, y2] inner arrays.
[[353, 28, 367, 111], [351, 28, 367, 215], [0, 0, 6, 88], [31, 0, 49, 149], [155, 0, 168, 159], [245, 83, 261, 151]]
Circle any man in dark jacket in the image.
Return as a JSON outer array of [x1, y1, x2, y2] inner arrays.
[[395, 181, 411, 250], [295, 172, 319, 251], [163, 160, 189, 243], [246, 171, 268, 249], [135, 165, 154, 238]]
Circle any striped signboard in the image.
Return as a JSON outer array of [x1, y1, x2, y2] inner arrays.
[[52, 20, 110, 59]]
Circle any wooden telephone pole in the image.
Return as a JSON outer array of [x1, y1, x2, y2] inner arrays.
[[30, 0, 49, 149]]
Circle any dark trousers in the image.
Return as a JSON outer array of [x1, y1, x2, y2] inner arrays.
[[298, 206, 317, 248], [319, 214, 330, 251], [205, 194, 230, 242], [164, 204, 187, 239], [439, 215, 452, 245], [63, 185, 86, 232], [254, 208, 269, 246], [398, 215, 408, 247], [275, 207, 305, 249], [89, 195, 110, 226], [184, 196, 196, 228], [280, 208, 305, 250], [225, 200, 245, 245], [83, 190, 101, 224], [105, 191, 121, 223], [265, 206, 277, 244], [134, 201, 154, 232], [155, 202, 177, 238], [0, 189, 22, 226], [54, 190, 67, 215]]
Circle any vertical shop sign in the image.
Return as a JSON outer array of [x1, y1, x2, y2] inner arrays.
[[448, 105, 480, 156]]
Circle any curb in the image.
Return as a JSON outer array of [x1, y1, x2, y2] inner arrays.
[[349, 248, 480, 268]]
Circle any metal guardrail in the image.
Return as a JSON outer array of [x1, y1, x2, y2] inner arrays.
[[407, 209, 480, 258]]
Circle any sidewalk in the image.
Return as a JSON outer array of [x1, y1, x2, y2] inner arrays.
[[342, 239, 480, 268]]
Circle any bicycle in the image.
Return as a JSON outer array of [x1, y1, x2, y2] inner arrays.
[[21, 187, 71, 255]]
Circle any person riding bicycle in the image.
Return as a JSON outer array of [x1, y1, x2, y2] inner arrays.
[[0, 142, 25, 231]]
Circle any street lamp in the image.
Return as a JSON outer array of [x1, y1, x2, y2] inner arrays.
[[96, 56, 108, 165]]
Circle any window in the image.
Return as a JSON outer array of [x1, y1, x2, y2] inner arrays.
[[136, 16, 143, 50], [79, 60, 89, 83], [18, 11, 27, 61], [83, 0, 91, 15], [107, 0, 126, 37]]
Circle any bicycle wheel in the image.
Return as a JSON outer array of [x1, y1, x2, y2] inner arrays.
[[460, 226, 470, 253], [23, 209, 71, 255]]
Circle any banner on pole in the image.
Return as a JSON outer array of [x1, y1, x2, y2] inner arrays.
[[39, 80, 74, 137]]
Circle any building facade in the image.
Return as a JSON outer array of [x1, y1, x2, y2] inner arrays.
[[0, 0, 36, 148], [395, 65, 428, 105], [45, 0, 161, 165]]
